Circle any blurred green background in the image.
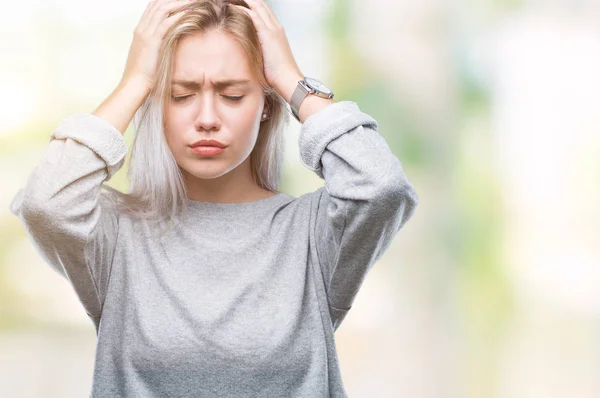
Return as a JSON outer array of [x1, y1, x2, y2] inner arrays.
[[2, 0, 600, 397]]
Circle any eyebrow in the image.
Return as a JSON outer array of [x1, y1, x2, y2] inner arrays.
[[171, 78, 251, 89]]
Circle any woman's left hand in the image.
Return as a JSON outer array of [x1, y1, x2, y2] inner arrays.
[[229, 0, 303, 102]]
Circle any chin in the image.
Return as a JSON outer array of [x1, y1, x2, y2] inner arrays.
[[181, 162, 234, 180], [185, 168, 227, 180]]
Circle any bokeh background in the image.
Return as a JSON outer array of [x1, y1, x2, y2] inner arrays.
[[2, 0, 600, 397]]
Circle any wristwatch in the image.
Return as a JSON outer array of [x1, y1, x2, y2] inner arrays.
[[290, 77, 334, 122]]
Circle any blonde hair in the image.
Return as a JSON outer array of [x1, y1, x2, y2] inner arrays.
[[102, 0, 290, 235]]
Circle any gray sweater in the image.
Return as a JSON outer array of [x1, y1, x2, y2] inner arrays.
[[10, 100, 418, 397]]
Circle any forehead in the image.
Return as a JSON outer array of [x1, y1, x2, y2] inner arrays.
[[171, 30, 256, 88]]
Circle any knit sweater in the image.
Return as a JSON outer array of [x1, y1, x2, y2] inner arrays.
[[10, 100, 418, 397]]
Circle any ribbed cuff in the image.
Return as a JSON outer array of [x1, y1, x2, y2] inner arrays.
[[50, 113, 128, 180], [298, 100, 379, 179]]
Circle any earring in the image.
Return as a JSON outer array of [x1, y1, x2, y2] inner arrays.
[[262, 113, 270, 120]]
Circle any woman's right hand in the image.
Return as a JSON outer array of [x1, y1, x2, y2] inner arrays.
[[120, 0, 192, 91]]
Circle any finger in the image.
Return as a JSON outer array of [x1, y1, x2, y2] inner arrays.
[[247, 0, 281, 30], [148, 0, 193, 37], [243, 0, 275, 31], [231, 4, 270, 44], [156, 9, 189, 39], [138, 0, 176, 33], [136, 1, 156, 33]]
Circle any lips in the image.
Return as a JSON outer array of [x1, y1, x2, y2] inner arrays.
[[191, 146, 224, 156], [190, 139, 227, 148]]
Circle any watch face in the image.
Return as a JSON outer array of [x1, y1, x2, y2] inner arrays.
[[305, 77, 332, 95]]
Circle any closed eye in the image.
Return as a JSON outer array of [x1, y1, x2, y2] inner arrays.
[[172, 95, 192, 102], [171, 95, 244, 102]]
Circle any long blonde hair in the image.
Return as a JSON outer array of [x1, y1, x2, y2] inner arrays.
[[102, 0, 290, 234]]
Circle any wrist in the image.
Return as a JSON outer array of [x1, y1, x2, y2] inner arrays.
[[93, 77, 152, 135], [295, 95, 335, 124], [119, 75, 153, 96], [281, 74, 335, 124], [276, 71, 304, 104]]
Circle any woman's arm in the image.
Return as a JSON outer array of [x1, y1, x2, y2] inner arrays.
[[9, 78, 148, 323], [10, 0, 194, 326], [301, 100, 419, 331], [93, 76, 151, 135]]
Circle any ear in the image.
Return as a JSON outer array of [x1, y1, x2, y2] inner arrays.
[[261, 98, 270, 120]]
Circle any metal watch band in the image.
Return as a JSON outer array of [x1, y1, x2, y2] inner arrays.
[[290, 79, 311, 122], [290, 78, 335, 122]]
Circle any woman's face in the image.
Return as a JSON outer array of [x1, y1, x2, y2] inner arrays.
[[164, 30, 266, 183]]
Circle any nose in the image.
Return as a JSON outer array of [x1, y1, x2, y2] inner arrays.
[[193, 94, 220, 131]]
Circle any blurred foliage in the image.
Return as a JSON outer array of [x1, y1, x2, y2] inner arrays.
[[323, 1, 514, 397], [453, 33, 515, 398], [324, 0, 424, 168]]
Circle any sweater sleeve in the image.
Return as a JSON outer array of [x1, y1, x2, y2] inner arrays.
[[9, 113, 128, 323], [300, 100, 419, 331]]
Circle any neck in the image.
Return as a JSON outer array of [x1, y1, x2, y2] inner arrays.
[[182, 156, 275, 203]]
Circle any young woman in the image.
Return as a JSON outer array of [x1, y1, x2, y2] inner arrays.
[[10, 0, 418, 396]]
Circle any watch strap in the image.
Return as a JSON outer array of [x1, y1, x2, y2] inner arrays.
[[290, 79, 311, 122]]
